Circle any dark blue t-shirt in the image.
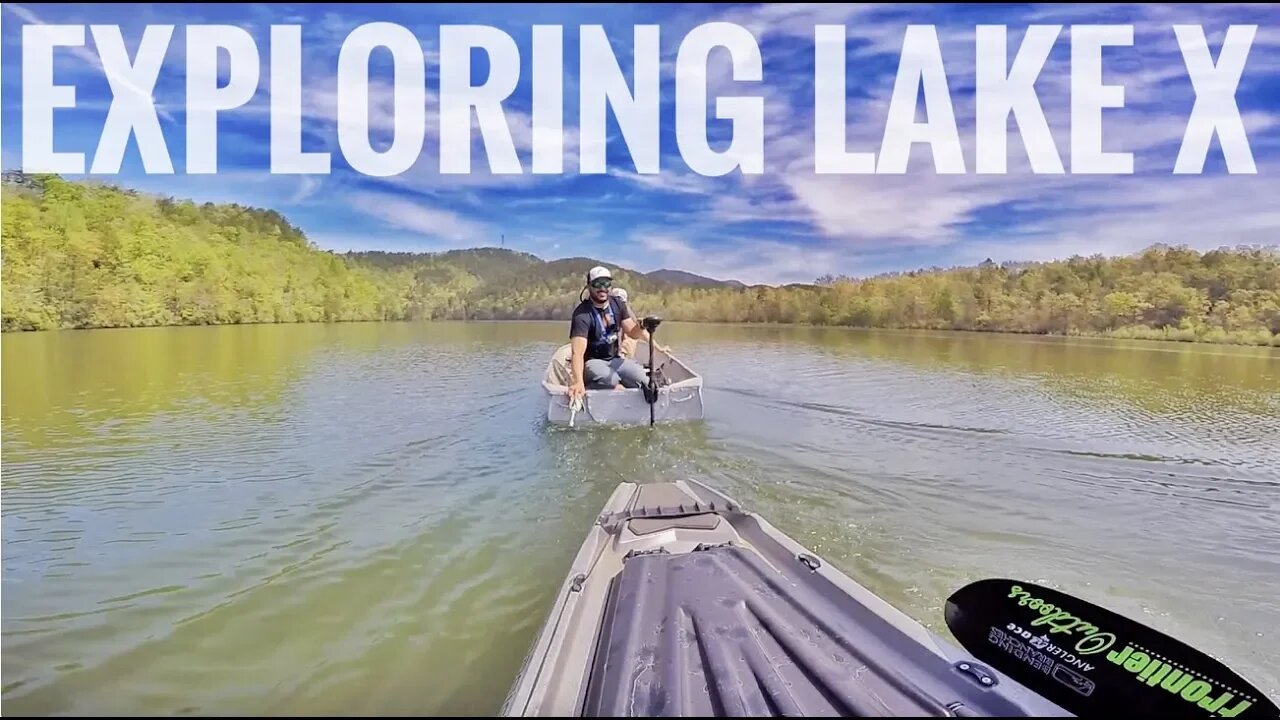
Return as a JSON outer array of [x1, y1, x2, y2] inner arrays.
[[570, 297, 632, 361]]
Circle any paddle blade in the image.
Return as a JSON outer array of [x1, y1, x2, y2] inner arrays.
[[944, 579, 1277, 718]]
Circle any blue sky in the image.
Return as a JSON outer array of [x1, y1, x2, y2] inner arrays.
[[3, 3, 1279, 285]]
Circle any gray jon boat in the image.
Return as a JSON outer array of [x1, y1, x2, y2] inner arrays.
[[541, 339, 705, 427], [502, 479, 1070, 717]]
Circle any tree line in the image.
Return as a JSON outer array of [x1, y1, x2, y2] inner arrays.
[[3, 174, 1278, 346]]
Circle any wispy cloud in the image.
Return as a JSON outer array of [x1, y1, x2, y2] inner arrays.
[[288, 175, 322, 204], [956, 168, 1280, 265], [609, 168, 718, 195], [739, 2, 1280, 264], [4, 3, 177, 122], [631, 232, 854, 285], [350, 192, 494, 246], [3, 2, 1277, 285]]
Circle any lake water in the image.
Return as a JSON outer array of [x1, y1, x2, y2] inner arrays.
[[3, 321, 1279, 714]]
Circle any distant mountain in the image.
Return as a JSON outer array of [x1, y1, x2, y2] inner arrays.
[[342, 248, 746, 290], [329, 247, 755, 321], [344, 247, 541, 279], [644, 268, 745, 288]]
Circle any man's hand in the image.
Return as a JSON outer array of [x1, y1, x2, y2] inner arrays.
[[568, 380, 586, 403]]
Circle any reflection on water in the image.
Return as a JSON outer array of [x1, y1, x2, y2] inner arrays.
[[3, 321, 1278, 713]]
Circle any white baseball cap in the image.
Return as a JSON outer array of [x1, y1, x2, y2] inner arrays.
[[587, 266, 612, 282]]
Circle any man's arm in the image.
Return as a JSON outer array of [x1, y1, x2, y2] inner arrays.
[[569, 310, 591, 397], [622, 316, 643, 339], [621, 306, 667, 352], [620, 301, 651, 342], [570, 336, 587, 389], [620, 301, 645, 340]]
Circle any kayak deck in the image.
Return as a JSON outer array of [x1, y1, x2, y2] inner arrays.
[[590, 544, 958, 715], [503, 481, 1070, 717]]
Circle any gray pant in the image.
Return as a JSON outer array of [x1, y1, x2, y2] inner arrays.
[[585, 357, 648, 389]]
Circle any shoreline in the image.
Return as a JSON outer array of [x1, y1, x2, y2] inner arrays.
[[4, 317, 1277, 349]]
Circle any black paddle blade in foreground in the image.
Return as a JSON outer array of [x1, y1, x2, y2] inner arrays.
[[944, 579, 1278, 718]]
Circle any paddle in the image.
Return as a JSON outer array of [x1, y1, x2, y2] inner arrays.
[[944, 578, 1278, 718], [641, 316, 662, 426]]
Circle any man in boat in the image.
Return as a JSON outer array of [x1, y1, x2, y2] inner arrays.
[[548, 287, 637, 386], [567, 267, 665, 401]]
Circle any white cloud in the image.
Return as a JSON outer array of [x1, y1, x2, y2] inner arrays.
[[722, 1, 1280, 258], [630, 232, 854, 285], [628, 158, 1280, 284], [11, 2, 1276, 279], [591, 0, 1280, 265], [512, 228, 600, 259], [993, 173, 1280, 261], [638, 233, 700, 263], [775, 79, 1280, 240], [350, 192, 493, 246], [783, 173, 987, 244], [701, 3, 894, 44], [288, 175, 322, 204], [609, 167, 719, 195], [707, 190, 809, 224], [3, 3, 177, 122]]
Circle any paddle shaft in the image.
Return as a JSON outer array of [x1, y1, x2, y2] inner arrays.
[[648, 327, 655, 426]]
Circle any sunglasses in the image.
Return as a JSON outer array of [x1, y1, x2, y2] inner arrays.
[[590, 278, 612, 289]]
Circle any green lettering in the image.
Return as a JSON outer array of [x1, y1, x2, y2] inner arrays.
[[1143, 661, 1171, 685], [1200, 691, 1234, 713], [1031, 611, 1082, 634], [1031, 610, 1063, 626], [1181, 680, 1212, 702], [1216, 699, 1254, 718], [1160, 669, 1190, 693], [1008, 590, 1110, 643], [1124, 652, 1151, 673], [1107, 646, 1133, 665], [1077, 633, 1115, 655]]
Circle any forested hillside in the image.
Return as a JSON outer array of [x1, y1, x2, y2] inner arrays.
[[3, 174, 1278, 345], [2, 173, 412, 329]]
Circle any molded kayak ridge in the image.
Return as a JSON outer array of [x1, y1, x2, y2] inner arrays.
[[502, 480, 1072, 717]]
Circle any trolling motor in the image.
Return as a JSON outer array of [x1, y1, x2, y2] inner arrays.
[[641, 316, 663, 425]]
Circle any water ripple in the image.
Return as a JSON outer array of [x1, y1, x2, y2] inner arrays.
[[3, 323, 1278, 712]]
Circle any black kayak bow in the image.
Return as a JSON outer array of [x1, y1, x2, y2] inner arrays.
[[944, 578, 1278, 718]]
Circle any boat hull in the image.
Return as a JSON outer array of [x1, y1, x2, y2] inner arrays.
[[544, 384, 704, 426], [541, 340, 705, 427]]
